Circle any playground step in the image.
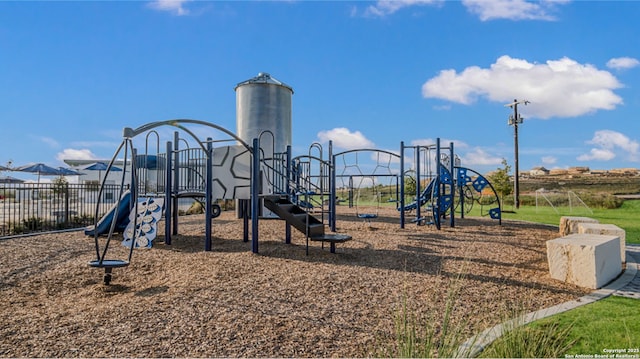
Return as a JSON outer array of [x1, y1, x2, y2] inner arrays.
[[310, 234, 353, 253], [292, 213, 309, 222], [310, 233, 352, 243], [263, 195, 353, 253], [263, 196, 325, 237], [278, 203, 295, 213]]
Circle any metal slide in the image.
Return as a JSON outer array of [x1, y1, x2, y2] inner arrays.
[[398, 178, 436, 212]]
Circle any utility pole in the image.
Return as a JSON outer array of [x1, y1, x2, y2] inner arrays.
[[505, 99, 529, 209]]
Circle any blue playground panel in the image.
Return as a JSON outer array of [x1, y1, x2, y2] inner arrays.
[[457, 167, 472, 184], [85, 191, 131, 236], [472, 176, 489, 192], [439, 166, 453, 185]]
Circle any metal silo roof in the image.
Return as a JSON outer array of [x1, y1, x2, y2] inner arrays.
[[234, 72, 294, 93]]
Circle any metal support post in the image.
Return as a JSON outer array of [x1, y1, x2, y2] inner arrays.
[[415, 145, 421, 223], [436, 138, 441, 224], [164, 141, 172, 245], [285, 145, 292, 243], [251, 138, 260, 254], [205, 138, 213, 251], [400, 141, 405, 228], [172, 132, 179, 235], [329, 140, 336, 232], [449, 141, 455, 228]]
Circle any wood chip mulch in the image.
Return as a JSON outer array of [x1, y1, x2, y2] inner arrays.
[[0, 206, 589, 358]]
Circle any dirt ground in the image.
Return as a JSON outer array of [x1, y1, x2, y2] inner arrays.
[[0, 206, 589, 358]]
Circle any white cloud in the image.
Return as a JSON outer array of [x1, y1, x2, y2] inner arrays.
[[361, 0, 568, 20], [577, 130, 639, 162], [462, 0, 567, 21], [29, 135, 60, 148], [56, 148, 99, 162], [460, 148, 503, 166], [317, 127, 375, 150], [577, 148, 616, 162], [370, 149, 401, 166], [71, 140, 120, 148], [590, 130, 639, 154], [39, 136, 60, 148], [364, 0, 441, 17], [422, 55, 623, 119], [433, 104, 452, 111], [606, 57, 640, 70], [148, 0, 190, 16], [541, 156, 557, 165]]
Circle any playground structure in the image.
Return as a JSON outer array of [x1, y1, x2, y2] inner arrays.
[[87, 119, 355, 283], [86, 72, 502, 284], [87, 119, 502, 284], [330, 138, 502, 231]]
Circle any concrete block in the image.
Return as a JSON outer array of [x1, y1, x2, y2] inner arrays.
[[577, 223, 626, 264], [547, 233, 622, 289], [559, 216, 599, 236]]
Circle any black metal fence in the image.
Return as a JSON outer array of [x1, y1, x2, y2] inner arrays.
[[0, 183, 126, 238]]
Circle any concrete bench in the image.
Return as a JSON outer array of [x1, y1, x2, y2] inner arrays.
[[559, 216, 599, 236], [547, 233, 622, 289], [577, 223, 626, 264]]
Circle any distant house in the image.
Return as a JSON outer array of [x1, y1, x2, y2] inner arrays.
[[568, 166, 590, 175], [530, 167, 549, 176], [609, 168, 639, 176], [549, 169, 568, 176], [568, 166, 589, 174]]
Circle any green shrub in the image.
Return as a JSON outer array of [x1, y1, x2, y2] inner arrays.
[[578, 192, 623, 209], [377, 272, 471, 358], [518, 192, 623, 209], [52, 177, 69, 195], [22, 217, 44, 231], [480, 320, 576, 358], [404, 176, 417, 197], [486, 159, 513, 199], [186, 201, 204, 215], [221, 199, 235, 211], [71, 214, 94, 226], [7, 221, 25, 235]]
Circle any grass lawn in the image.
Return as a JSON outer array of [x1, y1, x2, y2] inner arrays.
[[479, 296, 640, 358], [548, 296, 640, 356], [373, 197, 639, 356], [466, 200, 640, 245], [473, 200, 640, 357]]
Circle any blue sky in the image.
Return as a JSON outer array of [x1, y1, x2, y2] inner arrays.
[[1, 0, 639, 181]]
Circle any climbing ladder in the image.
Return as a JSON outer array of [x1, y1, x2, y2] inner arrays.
[[263, 195, 351, 253]]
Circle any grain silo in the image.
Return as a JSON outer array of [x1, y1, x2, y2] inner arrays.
[[235, 72, 293, 218], [235, 72, 293, 154]]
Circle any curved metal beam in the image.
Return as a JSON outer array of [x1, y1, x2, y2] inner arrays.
[[123, 119, 252, 152], [332, 148, 400, 159]]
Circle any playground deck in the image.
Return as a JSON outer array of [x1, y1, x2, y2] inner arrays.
[[0, 206, 589, 357]]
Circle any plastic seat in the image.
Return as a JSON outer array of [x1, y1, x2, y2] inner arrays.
[[88, 260, 129, 285]]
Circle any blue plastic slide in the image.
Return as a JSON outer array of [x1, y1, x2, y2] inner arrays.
[[85, 191, 131, 236], [399, 178, 436, 212]]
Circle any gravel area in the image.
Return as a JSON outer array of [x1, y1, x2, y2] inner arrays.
[[0, 206, 589, 357]]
